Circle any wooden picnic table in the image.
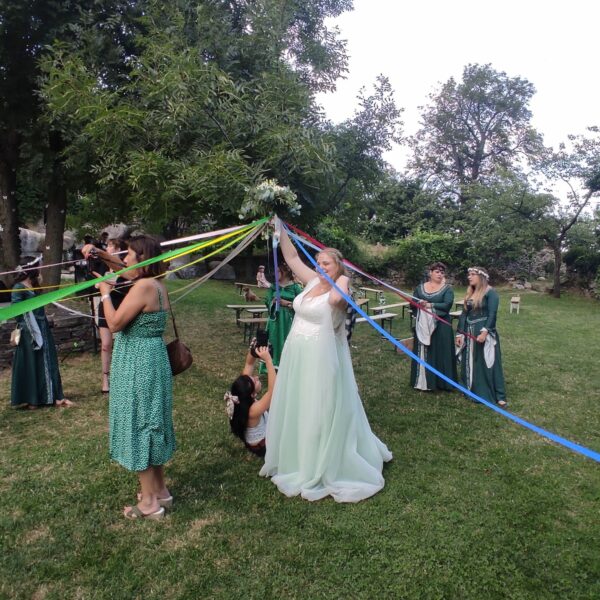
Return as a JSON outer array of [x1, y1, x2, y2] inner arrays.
[[355, 312, 398, 335], [226, 304, 266, 325], [372, 301, 411, 319], [454, 300, 465, 310], [355, 297, 369, 313], [358, 286, 386, 305], [238, 317, 269, 343]]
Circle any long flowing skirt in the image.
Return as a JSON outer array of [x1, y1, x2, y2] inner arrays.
[[260, 330, 392, 503]]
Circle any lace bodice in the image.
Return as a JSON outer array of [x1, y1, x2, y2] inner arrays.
[[290, 278, 344, 340]]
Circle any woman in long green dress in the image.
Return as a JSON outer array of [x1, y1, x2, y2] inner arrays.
[[10, 266, 72, 409], [264, 261, 303, 369], [410, 262, 457, 391], [456, 267, 507, 407], [98, 236, 175, 520]]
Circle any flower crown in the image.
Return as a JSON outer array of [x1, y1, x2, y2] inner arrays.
[[468, 267, 489, 280], [224, 391, 239, 419]]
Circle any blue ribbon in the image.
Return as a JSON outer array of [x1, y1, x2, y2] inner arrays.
[[288, 225, 600, 463], [272, 231, 281, 314]]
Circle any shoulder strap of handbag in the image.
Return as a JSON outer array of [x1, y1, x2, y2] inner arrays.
[[155, 280, 179, 339]]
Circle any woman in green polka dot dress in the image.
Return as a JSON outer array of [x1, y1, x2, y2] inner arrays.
[[99, 236, 175, 520]]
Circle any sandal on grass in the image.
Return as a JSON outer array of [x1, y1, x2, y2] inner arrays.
[[497, 400, 507, 408], [124, 506, 165, 520], [137, 492, 173, 509]]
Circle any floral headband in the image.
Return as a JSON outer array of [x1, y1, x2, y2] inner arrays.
[[468, 267, 489, 280], [224, 391, 239, 419]]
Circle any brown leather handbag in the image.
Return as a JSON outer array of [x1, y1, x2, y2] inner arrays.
[[167, 305, 193, 375]]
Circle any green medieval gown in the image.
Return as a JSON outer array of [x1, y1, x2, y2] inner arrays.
[[264, 281, 303, 368], [10, 283, 64, 407], [410, 283, 457, 391], [457, 289, 507, 404]]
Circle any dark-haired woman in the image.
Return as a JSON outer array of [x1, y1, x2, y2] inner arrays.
[[456, 267, 507, 407], [98, 235, 175, 520], [410, 262, 457, 392], [10, 267, 73, 409], [226, 346, 275, 457], [264, 261, 302, 369]]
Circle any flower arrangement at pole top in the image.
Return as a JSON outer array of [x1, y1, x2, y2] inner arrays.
[[239, 179, 302, 220]]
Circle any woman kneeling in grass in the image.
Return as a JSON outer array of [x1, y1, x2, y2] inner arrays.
[[226, 346, 275, 457]]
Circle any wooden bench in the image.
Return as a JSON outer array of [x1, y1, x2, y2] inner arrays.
[[355, 297, 369, 313], [358, 286, 386, 304], [510, 296, 521, 314], [373, 301, 411, 319], [455, 300, 465, 310], [238, 317, 269, 343], [449, 310, 462, 322], [226, 304, 265, 325], [355, 312, 397, 334], [234, 282, 262, 295]]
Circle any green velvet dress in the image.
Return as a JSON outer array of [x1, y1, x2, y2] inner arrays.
[[457, 289, 507, 404], [109, 287, 175, 471], [410, 283, 457, 391], [10, 283, 64, 407], [264, 281, 303, 368]]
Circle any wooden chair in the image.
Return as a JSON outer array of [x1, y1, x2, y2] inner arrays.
[[510, 296, 521, 314]]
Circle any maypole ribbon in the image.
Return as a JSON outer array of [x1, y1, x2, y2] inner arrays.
[[0, 218, 268, 322], [0, 223, 256, 278], [287, 224, 600, 464], [172, 222, 267, 304]]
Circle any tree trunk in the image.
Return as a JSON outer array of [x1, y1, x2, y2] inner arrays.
[[42, 133, 68, 289], [0, 131, 21, 285], [552, 243, 562, 299]]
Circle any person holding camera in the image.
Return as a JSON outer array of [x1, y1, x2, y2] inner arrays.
[[92, 238, 130, 394], [225, 345, 276, 457]]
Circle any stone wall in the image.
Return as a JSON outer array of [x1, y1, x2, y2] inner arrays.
[[0, 305, 96, 370]]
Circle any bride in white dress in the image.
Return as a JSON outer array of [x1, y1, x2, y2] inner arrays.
[[259, 223, 392, 502]]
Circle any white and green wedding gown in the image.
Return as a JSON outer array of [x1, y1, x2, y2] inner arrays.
[[260, 278, 392, 502]]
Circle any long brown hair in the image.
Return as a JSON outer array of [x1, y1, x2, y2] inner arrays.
[[464, 267, 490, 309], [127, 236, 166, 278]]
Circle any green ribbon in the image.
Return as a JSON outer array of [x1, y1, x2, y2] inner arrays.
[[1, 218, 267, 322]]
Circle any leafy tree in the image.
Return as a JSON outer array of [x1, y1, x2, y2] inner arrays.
[[319, 75, 404, 227], [40, 1, 353, 239], [359, 175, 450, 243], [409, 63, 543, 206], [0, 0, 143, 283]]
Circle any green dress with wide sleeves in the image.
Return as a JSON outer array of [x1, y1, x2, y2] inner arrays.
[[457, 289, 507, 404], [264, 281, 303, 368], [410, 283, 458, 391], [10, 283, 64, 407]]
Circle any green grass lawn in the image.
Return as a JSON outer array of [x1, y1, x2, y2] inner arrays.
[[1, 281, 599, 599]]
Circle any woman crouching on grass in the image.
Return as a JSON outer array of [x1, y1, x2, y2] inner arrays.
[[226, 346, 275, 457]]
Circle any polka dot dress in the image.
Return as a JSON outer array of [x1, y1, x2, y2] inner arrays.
[[108, 289, 175, 472]]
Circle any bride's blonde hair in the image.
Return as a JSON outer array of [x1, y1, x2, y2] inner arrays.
[[464, 267, 490, 309], [316, 248, 347, 280]]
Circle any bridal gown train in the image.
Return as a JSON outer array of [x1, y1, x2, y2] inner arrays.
[[259, 278, 392, 502]]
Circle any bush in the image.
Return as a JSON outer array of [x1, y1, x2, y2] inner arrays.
[[388, 231, 466, 284]]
